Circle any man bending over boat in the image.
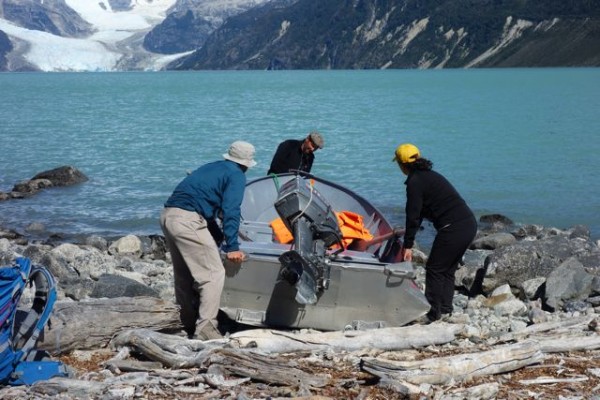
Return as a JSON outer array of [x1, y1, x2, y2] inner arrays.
[[394, 143, 477, 323], [267, 131, 324, 175], [160, 141, 256, 340]]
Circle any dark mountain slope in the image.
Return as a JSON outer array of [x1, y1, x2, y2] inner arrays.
[[0, 0, 92, 38], [0, 29, 12, 70], [169, 0, 600, 70]]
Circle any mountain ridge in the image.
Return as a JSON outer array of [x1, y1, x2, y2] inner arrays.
[[172, 0, 600, 70], [0, 0, 598, 72]]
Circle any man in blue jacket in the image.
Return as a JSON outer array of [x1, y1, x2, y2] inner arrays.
[[160, 141, 257, 340]]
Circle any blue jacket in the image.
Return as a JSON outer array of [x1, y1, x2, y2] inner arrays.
[[165, 160, 246, 252]]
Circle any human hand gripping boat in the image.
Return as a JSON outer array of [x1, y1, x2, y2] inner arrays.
[[221, 173, 430, 331]]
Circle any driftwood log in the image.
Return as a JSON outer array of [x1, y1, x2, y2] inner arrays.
[[13, 368, 263, 399], [361, 340, 544, 385], [495, 315, 596, 343], [205, 348, 330, 388], [361, 323, 600, 392], [228, 323, 464, 353], [38, 297, 182, 354], [111, 329, 219, 368], [537, 333, 600, 353], [492, 315, 600, 353], [110, 329, 329, 388]]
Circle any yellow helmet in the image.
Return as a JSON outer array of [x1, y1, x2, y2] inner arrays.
[[393, 143, 420, 164]]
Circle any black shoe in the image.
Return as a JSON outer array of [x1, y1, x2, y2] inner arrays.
[[426, 311, 442, 322], [441, 312, 452, 321]]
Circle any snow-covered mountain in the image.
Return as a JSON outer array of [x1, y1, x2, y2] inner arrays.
[[0, 0, 270, 72]]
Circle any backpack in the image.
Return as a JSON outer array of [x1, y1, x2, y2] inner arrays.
[[0, 257, 69, 385]]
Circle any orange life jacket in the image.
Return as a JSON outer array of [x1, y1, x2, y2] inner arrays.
[[269, 210, 373, 248]]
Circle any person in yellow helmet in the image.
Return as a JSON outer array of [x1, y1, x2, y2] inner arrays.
[[394, 143, 477, 323]]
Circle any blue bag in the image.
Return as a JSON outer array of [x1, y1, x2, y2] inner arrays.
[[0, 257, 69, 385]]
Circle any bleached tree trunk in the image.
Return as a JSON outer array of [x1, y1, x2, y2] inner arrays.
[[228, 323, 464, 353], [361, 340, 544, 385], [495, 315, 596, 343], [537, 334, 600, 353], [38, 297, 182, 354]]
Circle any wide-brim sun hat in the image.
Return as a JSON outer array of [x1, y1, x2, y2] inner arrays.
[[223, 140, 257, 168], [392, 143, 420, 164]]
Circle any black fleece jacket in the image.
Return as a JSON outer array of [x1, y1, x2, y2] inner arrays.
[[403, 169, 474, 248], [267, 139, 314, 175]]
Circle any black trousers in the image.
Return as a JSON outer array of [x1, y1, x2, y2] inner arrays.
[[425, 215, 477, 321]]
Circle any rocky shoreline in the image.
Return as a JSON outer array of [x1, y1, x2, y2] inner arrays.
[[1, 212, 600, 398]]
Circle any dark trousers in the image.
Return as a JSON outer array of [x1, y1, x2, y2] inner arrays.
[[425, 215, 477, 321]]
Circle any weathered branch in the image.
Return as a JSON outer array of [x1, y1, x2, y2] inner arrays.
[[110, 328, 329, 387], [537, 334, 600, 353], [495, 315, 596, 343], [205, 348, 330, 388], [519, 376, 589, 385], [361, 340, 544, 385], [110, 328, 219, 368]]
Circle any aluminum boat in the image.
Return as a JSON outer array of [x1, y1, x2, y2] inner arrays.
[[221, 173, 430, 331]]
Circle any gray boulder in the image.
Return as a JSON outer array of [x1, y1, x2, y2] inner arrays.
[[545, 257, 594, 311], [479, 214, 514, 225], [22, 244, 78, 283], [518, 277, 546, 300], [82, 235, 109, 252], [484, 234, 598, 292], [109, 235, 143, 258], [90, 274, 160, 299], [146, 235, 168, 260], [569, 225, 591, 240], [455, 249, 493, 295], [471, 232, 516, 250], [478, 214, 515, 233], [1, 165, 88, 200], [11, 178, 53, 194], [61, 276, 95, 301], [31, 165, 88, 187]]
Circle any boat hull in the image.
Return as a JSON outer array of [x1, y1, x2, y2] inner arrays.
[[222, 245, 430, 331], [220, 173, 430, 330]]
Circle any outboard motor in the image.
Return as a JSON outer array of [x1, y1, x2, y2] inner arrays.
[[274, 176, 343, 304]]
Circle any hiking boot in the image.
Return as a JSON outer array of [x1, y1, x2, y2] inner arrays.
[[193, 321, 223, 340]]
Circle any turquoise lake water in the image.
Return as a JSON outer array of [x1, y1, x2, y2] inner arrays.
[[0, 69, 599, 244]]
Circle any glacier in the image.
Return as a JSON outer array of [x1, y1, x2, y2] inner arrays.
[[0, 0, 268, 72]]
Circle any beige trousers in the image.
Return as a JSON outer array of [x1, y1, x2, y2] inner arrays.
[[160, 207, 225, 334]]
